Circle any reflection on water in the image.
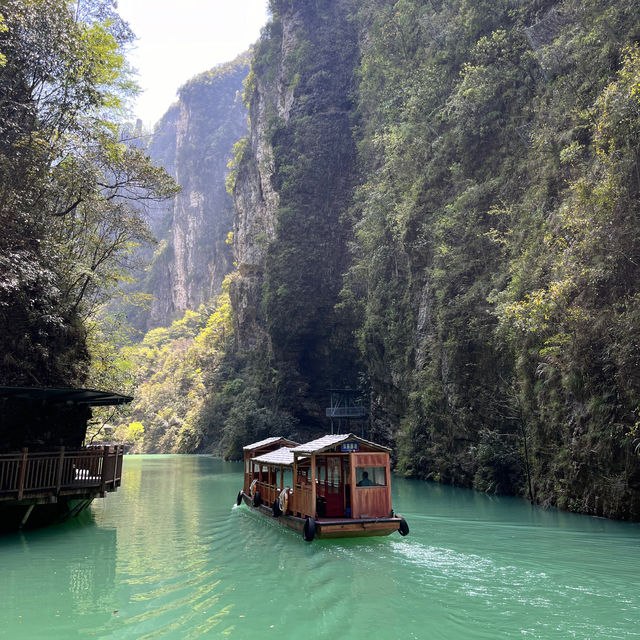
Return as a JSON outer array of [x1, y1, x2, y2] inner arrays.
[[0, 516, 118, 637], [1, 455, 639, 639]]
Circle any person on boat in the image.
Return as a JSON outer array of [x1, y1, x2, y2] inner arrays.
[[357, 471, 373, 486]]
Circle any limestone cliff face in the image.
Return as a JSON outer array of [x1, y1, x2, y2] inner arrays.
[[230, 16, 300, 350], [230, 0, 362, 422], [139, 56, 250, 330]]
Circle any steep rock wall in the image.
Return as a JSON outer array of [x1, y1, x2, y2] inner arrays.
[[135, 56, 250, 331], [230, 0, 362, 424], [230, 19, 297, 350], [350, 0, 640, 519], [224, 0, 640, 520]]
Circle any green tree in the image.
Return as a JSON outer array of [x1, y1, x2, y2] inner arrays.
[[0, 0, 176, 386], [126, 421, 144, 444]]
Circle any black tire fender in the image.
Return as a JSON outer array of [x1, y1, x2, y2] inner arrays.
[[236, 491, 243, 506], [272, 498, 282, 517], [303, 517, 316, 542], [398, 517, 409, 536], [253, 490, 262, 508]]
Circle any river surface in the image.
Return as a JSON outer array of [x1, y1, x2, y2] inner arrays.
[[1, 455, 639, 639]]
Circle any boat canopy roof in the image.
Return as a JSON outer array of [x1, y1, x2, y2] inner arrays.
[[0, 386, 132, 406], [243, 436, 300, 451], [290, 433, 391, 455], [252, 446, 298, 467], [245, 434, 391, 464]]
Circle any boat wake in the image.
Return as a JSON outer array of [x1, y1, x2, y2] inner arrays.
[[390, 538, 551, 598], [385, 538, 637, 639]]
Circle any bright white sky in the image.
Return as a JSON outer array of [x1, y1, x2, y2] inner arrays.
[[117, 0, 270, 128]]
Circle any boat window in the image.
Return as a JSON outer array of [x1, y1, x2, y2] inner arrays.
[[356, 466, 386, 487], [297, 467, 310, 482], [283, 469, 292, 487]]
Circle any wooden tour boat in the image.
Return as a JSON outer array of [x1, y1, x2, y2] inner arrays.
[[236, 433, 409, 541]]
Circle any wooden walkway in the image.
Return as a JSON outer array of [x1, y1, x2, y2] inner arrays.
[[0, 445, 123, 502]]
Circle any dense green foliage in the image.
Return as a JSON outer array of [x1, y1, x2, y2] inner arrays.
[[8, 0, 639, 519], [345, 0, 640, 517], [0, 0, 176, 386], [212, 0, 640, 517], [105, 279, 299, 457], [112, 286, 234, 452]]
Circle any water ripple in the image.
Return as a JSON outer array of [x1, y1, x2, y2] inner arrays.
[[2, 457, 639, 640]]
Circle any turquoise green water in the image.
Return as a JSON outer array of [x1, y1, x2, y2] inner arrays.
[[1, 455, 639, 639]]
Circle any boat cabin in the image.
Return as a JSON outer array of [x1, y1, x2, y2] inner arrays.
[[240, 433, 406, 539], [242, 436, 301, 508]]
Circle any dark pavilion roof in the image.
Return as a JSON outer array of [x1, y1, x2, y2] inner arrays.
[[0, 387, 133, 407]]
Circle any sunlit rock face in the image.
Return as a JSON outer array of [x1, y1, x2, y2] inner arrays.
[[229, 15, 299, 351], [137, 56, 250, 331]]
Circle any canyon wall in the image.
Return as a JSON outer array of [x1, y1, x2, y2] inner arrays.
[[130, 55, 250, 331]]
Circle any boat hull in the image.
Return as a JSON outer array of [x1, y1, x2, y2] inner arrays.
[[239, 492, 402, 539]]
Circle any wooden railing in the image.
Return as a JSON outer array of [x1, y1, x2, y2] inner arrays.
[[291, 483, 312, 517], [0, 445, 124, 501]]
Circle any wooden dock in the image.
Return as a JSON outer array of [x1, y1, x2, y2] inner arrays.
[[0, 445, 124, 530]]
